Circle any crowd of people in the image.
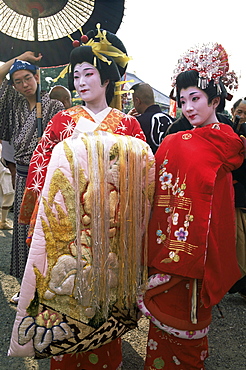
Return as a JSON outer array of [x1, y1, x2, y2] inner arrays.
[[0, 24, 245, 370]]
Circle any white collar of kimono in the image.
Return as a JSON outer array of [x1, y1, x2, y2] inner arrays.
[[74, 106, 112, 134]]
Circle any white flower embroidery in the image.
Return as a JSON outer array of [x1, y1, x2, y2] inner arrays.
[[172, 212, 179, 225], [172, 355, 181, 365], [174, 227, 188, 242], [148, 338, 158, 350]]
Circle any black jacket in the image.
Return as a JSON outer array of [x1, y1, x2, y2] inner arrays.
[[136, 105, 173, 153]]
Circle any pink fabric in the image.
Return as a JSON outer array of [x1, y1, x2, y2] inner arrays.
[[8, 132, 155, 359]]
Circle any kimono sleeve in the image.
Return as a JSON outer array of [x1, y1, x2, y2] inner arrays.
[[222, 127, 245, 172], [0, 79, 19, 141], [114, 114, 146, 142], [19, 111, 76, 224]]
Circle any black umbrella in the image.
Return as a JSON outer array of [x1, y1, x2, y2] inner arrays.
[[0, 0, 125, 66], [0, 0, 125, 136]]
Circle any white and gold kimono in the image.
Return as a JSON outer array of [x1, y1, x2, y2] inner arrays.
[[8, 130, 155, 358]]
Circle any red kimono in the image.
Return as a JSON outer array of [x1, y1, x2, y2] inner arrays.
[[140, 123, 244, 369]]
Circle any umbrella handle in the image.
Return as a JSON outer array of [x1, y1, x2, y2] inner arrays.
[[32, 8, 43, 139], [36, 74, 42, 138], [32, 8, 39, 49]]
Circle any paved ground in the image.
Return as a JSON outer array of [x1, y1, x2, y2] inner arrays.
[[0, 212, 245, 369]]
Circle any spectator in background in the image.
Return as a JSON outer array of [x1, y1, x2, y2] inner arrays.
[[49, 85, 72, 109], [0, 51, 64, 296], [1, 140, 16, 189], [231, 97, 246, 125], [228, 97, 246, 299], [129, 82, 173, 153], [0, 142, 14, 229]]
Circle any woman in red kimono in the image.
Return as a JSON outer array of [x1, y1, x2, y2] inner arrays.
[[137, 43, 245, 369], [18, 26, 146, 370]]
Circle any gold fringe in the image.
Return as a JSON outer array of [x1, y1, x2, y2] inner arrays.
[[109, 82, 122, 110], [41, 132, 151, 322]]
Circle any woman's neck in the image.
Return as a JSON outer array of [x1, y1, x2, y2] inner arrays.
[[85, 99, 108, 115], [196, 112, 219, 128]]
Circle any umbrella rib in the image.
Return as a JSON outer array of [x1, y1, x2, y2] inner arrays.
[[50, 13, 79, 37], [46, 0, 95, 38], [0, 4, 33, 40], [0, 3, 5, 12], [38, 1, 94, 40], [0, 5, 14, 32], [67, 0, 94, 21], [70, 0, 94, 19], [0, 2, 8, 14], [62, 6, 89, 26], [15, 16, 32, 40], [0, 0, 97, 41], [41, 18, 59, 40], [48, 15, 68, 39], [64, 3, 94, 33], [61, 0, 94, 25], [0, 0, 124, 51], [3, 12, 20, 36], [37, 19, 52, 41]]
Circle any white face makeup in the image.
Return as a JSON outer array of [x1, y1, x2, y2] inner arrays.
[[180, 86, 218, 127], [73, 62, 107, 104]]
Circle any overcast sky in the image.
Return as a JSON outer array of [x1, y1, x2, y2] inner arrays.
[[117, 0, 245, 112]]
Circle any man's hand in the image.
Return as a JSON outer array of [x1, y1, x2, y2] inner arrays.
[[18, 51, 42, 64]]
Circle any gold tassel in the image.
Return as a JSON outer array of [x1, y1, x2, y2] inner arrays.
[[109, 82, 122, 110], [69, 132, 150, 319]]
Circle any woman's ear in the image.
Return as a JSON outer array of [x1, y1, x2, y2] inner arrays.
[[212, 96, 220, 109], [102, 79, 110, 88]]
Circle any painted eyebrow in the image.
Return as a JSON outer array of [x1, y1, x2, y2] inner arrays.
[[180, 91, 199, 99], [74, 67, 94, 73]]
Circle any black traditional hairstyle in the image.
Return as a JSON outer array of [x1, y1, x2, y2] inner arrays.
[[176, 70, 227, 113], [68, 28, 128, 105]]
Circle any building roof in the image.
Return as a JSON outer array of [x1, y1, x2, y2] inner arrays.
[[124, 72, 170, 108]]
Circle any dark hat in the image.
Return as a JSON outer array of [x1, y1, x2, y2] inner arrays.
[[9, 59, 38, 82]]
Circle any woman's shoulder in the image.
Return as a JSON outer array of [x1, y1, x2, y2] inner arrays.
[[50, 109, 73, 122], [43, 109, 75, 138]]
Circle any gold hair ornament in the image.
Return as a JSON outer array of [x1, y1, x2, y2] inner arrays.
[[72, 23, 131, 69]]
